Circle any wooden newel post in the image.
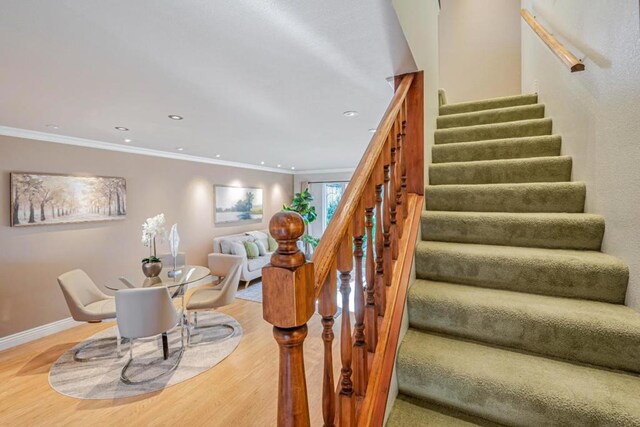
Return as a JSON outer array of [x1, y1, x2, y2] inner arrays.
[[262, 211, 315, 427]]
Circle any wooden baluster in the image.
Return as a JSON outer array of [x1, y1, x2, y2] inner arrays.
[[389, 130, 399, 261], [262, 212, 315, 427], [364, 176, 378, 352], [383, 137, 394, 288], [352, 199, 368, 397], [318, 259, 338, 427], [401, 100, 409, 223], [338, 226, 355, 426], [395, 115, 405, 241], [376, 143, 391, 316]]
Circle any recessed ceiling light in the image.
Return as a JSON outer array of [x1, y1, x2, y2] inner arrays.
[[176, 147, 184, 151], [168, 115, 183, 120], [124, 138, 132, 143], [343, 111, 359, 117], [277, 164, 281, 168], [291, 166, 295, 170], [115, 126, 129, 131], [369, 128, 377, 133], [45, 124, 60, 130], [260, 161, 265, 165], [215, 154, 221, 158]]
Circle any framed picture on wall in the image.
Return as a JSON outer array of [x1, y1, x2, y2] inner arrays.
[[214, 185, 263, 225], [10, 172, 127, 227]]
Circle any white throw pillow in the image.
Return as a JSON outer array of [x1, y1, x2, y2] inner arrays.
[[255, 240, 267, 256], [231, 241, 247, 257]]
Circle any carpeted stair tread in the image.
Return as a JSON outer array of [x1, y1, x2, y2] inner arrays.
[[429, 156, 572, 185], [435, 119, 552, 145], [415, 241, 629, 303], [432, 135, 561, 163], [408, 280, 640, 373], [439, 94, 538, 116], [425, 182, 585, 213], [388, 394, 503, 427], [437, 104, 545, 129], [397, 330, 640, 427], [421, 211, 603, 250]]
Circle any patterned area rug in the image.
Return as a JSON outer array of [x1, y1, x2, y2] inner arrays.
[[49, 311, 242, 399], [236, 281, 263, 303]]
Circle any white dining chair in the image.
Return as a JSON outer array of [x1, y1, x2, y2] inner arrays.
[[115, 287, 183, 384], [57, 269, 124, 361], [185, 256, 242, 345]]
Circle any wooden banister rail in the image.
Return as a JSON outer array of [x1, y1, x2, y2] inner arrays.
[[262, 70, 424, 426], [521, 9, 585, 72], [311, 73, 414, 296]]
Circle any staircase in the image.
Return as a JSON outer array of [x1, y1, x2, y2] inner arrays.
[[387, 94, 640, 426]]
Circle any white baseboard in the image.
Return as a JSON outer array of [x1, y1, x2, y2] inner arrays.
[[0, 317, 82, 352]]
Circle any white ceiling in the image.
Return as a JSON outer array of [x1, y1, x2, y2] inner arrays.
[[0, 1, 416, 172]]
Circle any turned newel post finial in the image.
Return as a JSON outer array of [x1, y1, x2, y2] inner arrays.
[[263, 211, 315, 427], [269, 211, 306, 269]]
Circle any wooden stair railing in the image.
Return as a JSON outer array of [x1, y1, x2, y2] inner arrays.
[[521, 9, 585, 72], [262, 71, 424, 427]]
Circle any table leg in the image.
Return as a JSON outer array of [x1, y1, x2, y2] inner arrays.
[[162, 333, 169, 360]]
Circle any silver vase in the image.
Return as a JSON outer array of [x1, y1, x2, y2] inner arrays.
[[142, 261, 162, 278]]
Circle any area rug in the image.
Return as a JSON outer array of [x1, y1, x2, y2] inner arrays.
[[236, 281, 263, 303], [49, 311, 242, 400]]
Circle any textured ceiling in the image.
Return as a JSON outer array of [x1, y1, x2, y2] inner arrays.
[[0, 1, 416, 172]]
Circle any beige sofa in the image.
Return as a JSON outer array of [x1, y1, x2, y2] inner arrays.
[[210, 230, 273, 285]]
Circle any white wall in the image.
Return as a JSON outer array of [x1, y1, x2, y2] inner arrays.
[[393, 0, 440, 185], [439, 0, 522, 103], [293, 171, 353, 193], [521, 0, 640, 310]]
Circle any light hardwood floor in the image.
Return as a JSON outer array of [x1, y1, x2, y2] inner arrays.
[[0, 299, 341, 427]]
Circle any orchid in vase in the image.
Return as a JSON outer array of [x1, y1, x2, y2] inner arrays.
[[141, 213, 167, 277]]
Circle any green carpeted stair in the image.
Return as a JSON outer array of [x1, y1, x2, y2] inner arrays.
[[388, 93, 639, 426]]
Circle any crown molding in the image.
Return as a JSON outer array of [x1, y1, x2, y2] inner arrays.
[[0, 125, 293, 175], [293, 167, 355, 175]]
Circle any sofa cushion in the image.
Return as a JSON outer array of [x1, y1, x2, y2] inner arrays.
[[219, 235, 254, 254], [268, 236, 278, 252], [231, 242, 247, 257], [247, 255, 270, 272], [244, 241, 259, 259], [255, 240, 267, 256]]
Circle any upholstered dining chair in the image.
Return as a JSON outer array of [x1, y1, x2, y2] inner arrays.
[[115, 287, 183, 384], [185, 254, 242, 345], [57, 269, 123, 361]]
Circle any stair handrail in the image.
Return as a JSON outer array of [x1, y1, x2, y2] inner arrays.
[[521, 9, 585, 73], [311, 73, 413, 296], [262, 71, 424, 426]]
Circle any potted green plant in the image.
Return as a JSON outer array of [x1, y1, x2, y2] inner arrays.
[[141, 213, 167, 277], [283, 188, 319, 259]]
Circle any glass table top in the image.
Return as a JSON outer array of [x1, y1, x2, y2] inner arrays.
[[106, 265, 211, 291]]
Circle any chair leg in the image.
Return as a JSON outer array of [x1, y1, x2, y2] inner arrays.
[[120, 337, 185, 385], [74, 330, 124, 362], [190, 313, 236, 345]]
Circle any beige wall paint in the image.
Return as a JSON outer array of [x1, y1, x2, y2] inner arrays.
[[439, 0, 521, 103], [521, 0, 640, 310], [0, 136, 292, 337]]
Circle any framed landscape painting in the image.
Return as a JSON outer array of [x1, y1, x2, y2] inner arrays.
[[214, 185, 263, 225], [10, 172, 126, 227]]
